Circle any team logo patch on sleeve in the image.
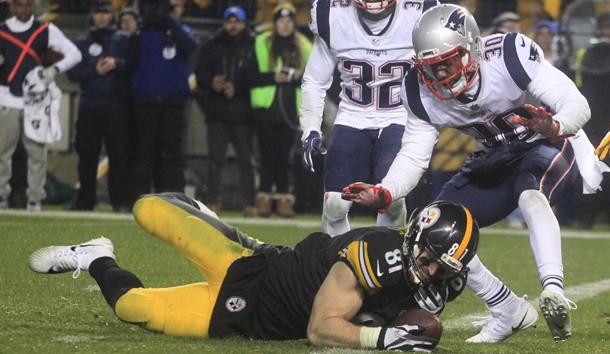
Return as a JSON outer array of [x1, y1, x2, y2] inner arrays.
[[225, 296, 247, 312], [529, 42, 541, 62]]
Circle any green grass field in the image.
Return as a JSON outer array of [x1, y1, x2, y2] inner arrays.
[[1, 210, 609, 353]]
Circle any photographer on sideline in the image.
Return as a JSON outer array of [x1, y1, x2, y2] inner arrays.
[[128, 0, 197, 204]]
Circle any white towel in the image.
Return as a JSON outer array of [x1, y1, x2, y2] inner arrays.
[[22, 66, 62, 144], [570, 129, 610, 194]]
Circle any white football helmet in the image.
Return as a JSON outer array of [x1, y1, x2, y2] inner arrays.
[[353, 0, 396, 15], [412, 4, 482, 100]]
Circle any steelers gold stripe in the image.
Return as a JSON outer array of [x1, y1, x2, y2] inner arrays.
[[361, 241, 382, 289], [453, 206, 473, 261], [346, 241, 381, 290]]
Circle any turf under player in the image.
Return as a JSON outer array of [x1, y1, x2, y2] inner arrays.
[[29, 192, 478, 351]]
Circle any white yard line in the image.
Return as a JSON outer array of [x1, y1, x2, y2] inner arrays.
[[2, 209, 609, 239]]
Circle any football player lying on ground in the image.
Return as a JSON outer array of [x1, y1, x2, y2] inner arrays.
[[342, 4, 609, 343], [29, 192, 479, 352]]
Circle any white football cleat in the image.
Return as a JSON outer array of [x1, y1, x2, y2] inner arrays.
[[28, 237, 115, 278], [539, 289, 577, 341], [466, 295, 538, 343]]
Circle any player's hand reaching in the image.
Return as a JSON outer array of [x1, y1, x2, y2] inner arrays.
[[512, 104, 572, 142], [301, 131, 327, 172], [377, 325, 437, 352], [341, 182, 392, 213], [595, 131, 610, 160]]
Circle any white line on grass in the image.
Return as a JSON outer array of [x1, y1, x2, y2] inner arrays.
[[2, 209, 609, 239], [444, 278, 610, 330]]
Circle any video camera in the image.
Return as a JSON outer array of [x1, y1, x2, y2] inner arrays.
[[139, 0, 172, 26]]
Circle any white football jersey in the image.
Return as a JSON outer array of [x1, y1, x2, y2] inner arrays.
[[382, 32, 590, 199], [300, 0, 439, 137]]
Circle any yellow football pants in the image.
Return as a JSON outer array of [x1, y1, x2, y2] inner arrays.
[[114, 195, 255, 337]]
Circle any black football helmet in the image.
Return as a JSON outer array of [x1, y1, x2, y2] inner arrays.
[[402, 201, 479, 288]]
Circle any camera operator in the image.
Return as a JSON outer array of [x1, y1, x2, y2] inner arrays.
[[128, 0, 197, 204]]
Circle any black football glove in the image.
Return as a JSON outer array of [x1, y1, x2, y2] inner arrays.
[[377, 325, 437, 352], [301, 131, 327, 172]]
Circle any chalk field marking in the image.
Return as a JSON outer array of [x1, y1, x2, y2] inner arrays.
[[2, 209, 609, 239], [444, 278, 610, 330]]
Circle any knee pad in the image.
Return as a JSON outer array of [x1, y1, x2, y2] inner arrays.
[[518, 190, 548, 210], [323, 192, 352, 221], [377, 200, 407, 227]]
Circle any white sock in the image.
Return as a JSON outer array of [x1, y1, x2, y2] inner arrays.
[[467, 255, 519, 309], [321, 192, 352, 237], [519, 190, 564, 294]]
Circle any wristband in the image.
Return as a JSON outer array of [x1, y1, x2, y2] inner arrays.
[[359, 326, 382, 349]]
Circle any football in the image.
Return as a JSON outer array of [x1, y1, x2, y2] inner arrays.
[[390, 308, 443, 344], [40, 48, 64, 67]]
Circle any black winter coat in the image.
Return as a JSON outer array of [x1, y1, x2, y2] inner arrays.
[[195, 28, 255, 123]]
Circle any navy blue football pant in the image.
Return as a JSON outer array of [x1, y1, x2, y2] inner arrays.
[[324, 124, 404, 192], [436, 140, 578, 227]]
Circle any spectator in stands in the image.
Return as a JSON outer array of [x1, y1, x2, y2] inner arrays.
[[128, 0, 197, 204], [533, 20, 558, 65], [170, 0, 194, 37], [196, 6, 256, 216], [195, 6, 256, 217], [0, 0, 81, 211], [118, 6, 139, 35], [245, 2, 312, 218], [67, 0, 132, 212], [485, 11, 521, 36]]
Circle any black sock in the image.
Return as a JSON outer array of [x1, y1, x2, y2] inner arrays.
[[89, 257, 144, 309]]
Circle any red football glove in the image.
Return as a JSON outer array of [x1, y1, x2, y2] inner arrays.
[[512, 104, 572, 142], [341, 182, 392, 213]]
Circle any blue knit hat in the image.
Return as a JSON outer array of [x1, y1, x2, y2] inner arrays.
[[223, 6, 246, 22]]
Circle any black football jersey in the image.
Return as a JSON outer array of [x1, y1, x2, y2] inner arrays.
[[208, 226, 425, 339]]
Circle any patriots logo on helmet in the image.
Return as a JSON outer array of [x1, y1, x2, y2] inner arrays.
[[444, 9, 467, 37]]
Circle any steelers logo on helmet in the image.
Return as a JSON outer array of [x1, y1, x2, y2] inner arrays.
[[401, 201, 480, 291], [418, 206, 441, 229]]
